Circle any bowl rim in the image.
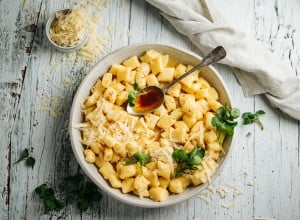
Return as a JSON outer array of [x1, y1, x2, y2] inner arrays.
[[69, 42, 234, 208]]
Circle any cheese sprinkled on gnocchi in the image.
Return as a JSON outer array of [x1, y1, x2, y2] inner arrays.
[[79, 50, 224, 202]]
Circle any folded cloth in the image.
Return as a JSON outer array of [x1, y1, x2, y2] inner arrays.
[[146, 0, 300, 120]]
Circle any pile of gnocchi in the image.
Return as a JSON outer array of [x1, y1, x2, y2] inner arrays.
[[79, 50, 224, 202]]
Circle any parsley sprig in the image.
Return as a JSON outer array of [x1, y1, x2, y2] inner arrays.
[[126, 151, 151, 167], [212, 105, 240, 137], [35, 184, 65, 213], [242, 110, 265, 130], [35, 173, 102, 213], [128, 82, 139, 107], [14, 149, 35, 168], [172, 147, 205, 178]]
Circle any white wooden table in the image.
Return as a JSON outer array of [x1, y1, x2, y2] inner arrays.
[[1, 0, 299, 219]]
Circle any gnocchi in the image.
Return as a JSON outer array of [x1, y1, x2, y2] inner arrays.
[[79, 50, 225, 202]]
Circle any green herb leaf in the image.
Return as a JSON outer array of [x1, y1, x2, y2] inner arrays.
[[128, 91, 137, 107], [125, 159, 137, 165], [230, 108, 240, 119], [66, 195, 76, 204], [133, 82, 139, 91], [65, 174, 84, 188], [188, 147, 205, 165], [133, 151, 151, 166], [35, 184, 65, 213], [242, 110, 265, 130], [14, 149, 29, 164], [35, 184, 48, 196], [14, 149, 35, 168], [35, 173, 103, 213], [212, 117, 234, 136], [256, 110, 265, 115], [77, 199, 89, 212], [91, 191, 102, 202], [26, 157, 35, 168], [126, 151, 151, 167], [212, 105, 240, 138], [172, 149, 188, 163], [172, 147, 205, 177]]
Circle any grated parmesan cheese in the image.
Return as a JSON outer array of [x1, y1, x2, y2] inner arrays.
[[151, 146, 174, 175], [50, 8, 88, 47]]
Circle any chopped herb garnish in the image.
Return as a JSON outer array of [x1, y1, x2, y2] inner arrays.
[[242, 110, 265, 130], [133, 82, 139, 91], [126, 151, 151, 167], [126, 151, 151, 173], [14, 149, 35, 168], [212, 105, 240, 137], [128, 83, 139, 107], [35, 184, 65, 213], [172, 147, 205, 178], [128, 91, 137, 107]]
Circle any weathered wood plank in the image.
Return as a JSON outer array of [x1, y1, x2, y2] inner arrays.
[[252, 0, 300, 219], [0, 0, 43, 83], [0, 83, 22, 220], [8, 0, 85, 218]]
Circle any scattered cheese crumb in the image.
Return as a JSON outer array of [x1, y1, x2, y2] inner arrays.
[[199, 189, 210, 196], [247, 180, 254, 186], [23, 0, 29, 9], [35, 94, 67, 118], [63, 76, 77, 86], [234, 189, 244, 197], [216, 186, 229, 198], [221, 202, 234, 209], [226, 181, 236, 188], [197, 195, 209, 204], [208, 184, 215, 194]]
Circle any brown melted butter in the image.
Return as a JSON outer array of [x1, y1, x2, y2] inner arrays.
[[134, 88, 162, 113]]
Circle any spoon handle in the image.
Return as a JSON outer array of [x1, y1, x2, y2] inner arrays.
[[162, 46, 226, 92]]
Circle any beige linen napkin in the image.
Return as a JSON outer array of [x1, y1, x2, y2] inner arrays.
[[146, 0, 300, 120]]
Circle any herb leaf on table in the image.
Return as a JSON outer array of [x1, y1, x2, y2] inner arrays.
[[35, 184, 65, 213], [14, 149, 35, 168], [242, 110, 265, 130], [34, 173, 103, 213]]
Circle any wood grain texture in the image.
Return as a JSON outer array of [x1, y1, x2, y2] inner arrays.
[[0, 0, 299, 219]]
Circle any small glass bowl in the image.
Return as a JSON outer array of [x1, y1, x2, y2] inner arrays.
[[45, 9, 89, 53]]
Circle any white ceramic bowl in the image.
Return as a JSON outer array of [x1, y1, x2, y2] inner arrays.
[[45, 9, 89, 52], [69, 43, 233, 208]]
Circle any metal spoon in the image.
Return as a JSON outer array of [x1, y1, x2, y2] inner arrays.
[[127, 46, 226, 116]]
